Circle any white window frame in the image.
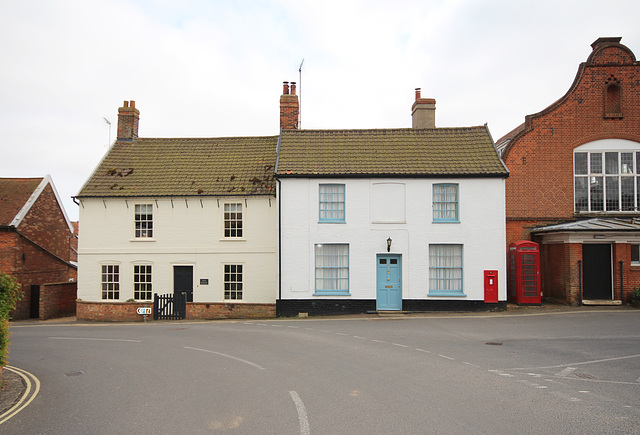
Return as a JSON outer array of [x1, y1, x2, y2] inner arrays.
[[428, 244, 464, 296], [314, 243, 349, 295], [224, 264, 243, 300], [134, 204, 154, 238], [574, 144, 640, 213], [133, 264, 153, 301], [224, 203, 243, 238], [101, 264, 120, 300]]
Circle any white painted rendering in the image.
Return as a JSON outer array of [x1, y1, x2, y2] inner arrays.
[[279, 177, 507, 301], [77, 196, 277, 303]]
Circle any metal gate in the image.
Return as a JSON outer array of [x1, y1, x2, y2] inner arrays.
[[153, 293, 186, 320]]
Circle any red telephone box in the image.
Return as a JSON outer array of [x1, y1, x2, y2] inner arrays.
[[508, 241, 541, 304]]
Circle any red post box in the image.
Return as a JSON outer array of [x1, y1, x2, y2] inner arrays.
[[484, 270, 499, 303], [508, 241, 541, 304]]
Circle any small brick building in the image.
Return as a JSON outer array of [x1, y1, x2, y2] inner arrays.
[[0, 176, 77, 319], [498, 37, 640, 305]]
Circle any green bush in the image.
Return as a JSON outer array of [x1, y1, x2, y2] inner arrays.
[[633, 286, 640, 300], [0, 273, 23, 367]]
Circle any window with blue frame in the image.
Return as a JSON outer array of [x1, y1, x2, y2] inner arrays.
[[315, 244, 349, 294], [428, 244, 464, 296], [433, 184, 459, 222], [319, 184, 345, 222]]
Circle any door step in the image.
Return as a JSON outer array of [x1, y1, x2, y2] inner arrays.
[[376, 311, 408, 316], [582, 299, 622, 306]]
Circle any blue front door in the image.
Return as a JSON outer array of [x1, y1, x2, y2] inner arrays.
[[376, 254, 402, 310]]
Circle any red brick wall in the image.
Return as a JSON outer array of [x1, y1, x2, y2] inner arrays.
[[502, 39, 640, 302], [1, 182, 77, 320], [77, 301, 153, 322], [612, 243, 640, 302], [538, 242, 582, 305], [40, 281, 77, 320], [77, 301, 276, 322], [19, 184, 73, 262], [186, 303, 275, 320], [9, 235, 77, 320], [504, 47, 640, 236]]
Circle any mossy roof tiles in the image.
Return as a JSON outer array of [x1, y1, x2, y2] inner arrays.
[[77, 136, 278, 198], [277, 127, 508, 177]]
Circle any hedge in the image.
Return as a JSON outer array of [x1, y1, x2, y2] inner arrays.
[[0, 273, 23, 367]]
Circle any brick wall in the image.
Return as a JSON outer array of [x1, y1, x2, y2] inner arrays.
[[19, 184, 73, 262], [538, 242, 582, 305], [186, 303, 275, 320], [77, 301, 275, 322], [40, 281, 77, 320], [77, 300, 153, 322], [504, 41, 640, 234], [502, 39, 640, 303]]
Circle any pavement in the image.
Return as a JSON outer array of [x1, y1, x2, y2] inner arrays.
[[0, 301, 637, 421]]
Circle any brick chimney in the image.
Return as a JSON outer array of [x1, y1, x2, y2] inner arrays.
[[117, 100, 140, 140], [280, 81, 299, 130], [411, 89, 436, 129]]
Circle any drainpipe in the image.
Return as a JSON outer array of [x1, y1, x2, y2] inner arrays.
[[277, 178, 282, 317], [578, 260, 583, 305], [275, 129, 282, 318], [619, 260, 624, 305]]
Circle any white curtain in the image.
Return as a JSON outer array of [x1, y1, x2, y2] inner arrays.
[[315, 244, 349, 291], [429, 244, 462, 291]]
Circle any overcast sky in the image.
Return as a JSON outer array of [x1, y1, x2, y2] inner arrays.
[[1, 0, 639, 222]]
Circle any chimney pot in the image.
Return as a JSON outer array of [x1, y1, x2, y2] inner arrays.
[[415, 88, 421, 100], [283, 81, 290, 95]]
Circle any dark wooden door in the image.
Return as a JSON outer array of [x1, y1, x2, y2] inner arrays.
[[30, 284, 40, 318], [583, 244, 612, 300], [174, 266, 193, 302]]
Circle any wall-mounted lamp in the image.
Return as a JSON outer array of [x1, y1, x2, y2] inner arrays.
[[387, 237, 392, 252]]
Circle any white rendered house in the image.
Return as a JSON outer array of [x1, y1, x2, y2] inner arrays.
[[75, 101, 278, 320], [276, 90, 509, 315]]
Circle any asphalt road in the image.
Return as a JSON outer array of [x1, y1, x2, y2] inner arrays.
[[3, 308, 640, 434]]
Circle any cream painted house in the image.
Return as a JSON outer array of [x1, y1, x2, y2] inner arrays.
[[75, 101, 278, 321], [276, 89, 509, 315]]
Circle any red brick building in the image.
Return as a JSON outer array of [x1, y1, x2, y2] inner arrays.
[[498, 37, 640, 306], [0, 176, 77, 319]]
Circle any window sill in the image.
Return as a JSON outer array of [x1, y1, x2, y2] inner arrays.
[[313, 292, 351, 296], [130, 238, 155, 242], [220, 238, 246, 242], [428, 291, 466, 297], [318, 220, 346, 224], [433, 220, 460, 224]]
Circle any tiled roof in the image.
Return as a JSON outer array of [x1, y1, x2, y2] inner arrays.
[[276, 127, 508, 177], [77, 136, 278, 198], [0, 178, 43, 226]]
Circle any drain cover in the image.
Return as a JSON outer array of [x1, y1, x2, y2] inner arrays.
[[65, 370, 85, 377], [485, 342, 503, 346]]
